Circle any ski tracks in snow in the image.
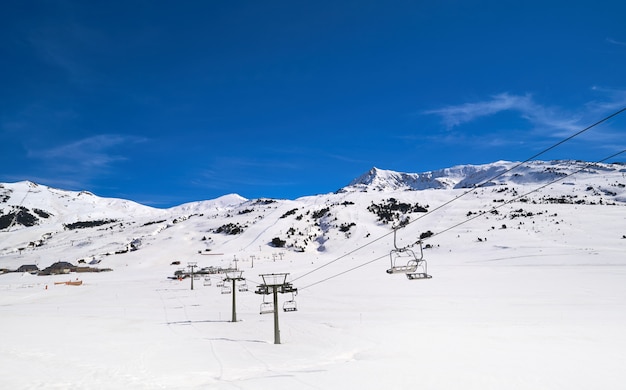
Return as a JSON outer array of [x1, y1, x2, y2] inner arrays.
[[155, 282, 324, 388]]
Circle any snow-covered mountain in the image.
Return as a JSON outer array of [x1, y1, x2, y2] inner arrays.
[[1, 159, 625, 272], [343, 160, 626, 192], [344, 166, 452, 191], [2, 159, 626, 389]]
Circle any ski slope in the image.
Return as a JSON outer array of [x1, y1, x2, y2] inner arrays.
[[1, 161, 625, 389]]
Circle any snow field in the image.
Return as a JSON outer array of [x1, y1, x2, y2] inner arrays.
[[2, 163, 626, 389]]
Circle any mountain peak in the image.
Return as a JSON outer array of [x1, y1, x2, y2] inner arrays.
[[344, 166, 451, 192], [170, 193, 248, 212], [351, 167, 387, 185], [342, 160, 626, 193]]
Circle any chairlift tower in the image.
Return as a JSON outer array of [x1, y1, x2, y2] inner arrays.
[[224, 270, 245, 322], [232, 255, 238, 270], [187, 262, 198, 290], [255, 273, 297, 344]]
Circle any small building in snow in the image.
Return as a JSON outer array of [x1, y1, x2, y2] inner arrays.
[[16, 264, 39, 274], [40, 261, 75, 275]]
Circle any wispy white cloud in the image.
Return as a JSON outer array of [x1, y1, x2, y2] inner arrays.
[[327, 154, 370, 164], [192, 170, 298, 191], [27, 34, 92, 87], [24, 7, 111, 89], [420, 89, 626, 158], [209, 156, 301, 171], [29, 134, 147, 172], [423, 93, 528, 128], [191, 156, 301, 191], [422, 92, 580, 132], [587, 86, 626, 111], [607, 37, 626, 47]]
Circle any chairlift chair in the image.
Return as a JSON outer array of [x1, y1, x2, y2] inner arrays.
[[216, 279, 225, 287], [221, 284, 232, 294], [260, 296, 274, 314], [203, 276, 212, 286], [403, 244, 431, 280], [406, 269, 432, 280], [283, 294, 298, 312], [386, 228, 431, 279], [386, 247, 420, 274], [255, 284, 269, 295], [238, 282, 248, 292]]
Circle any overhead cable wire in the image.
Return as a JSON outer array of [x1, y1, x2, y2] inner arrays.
[[291, 230, 393, 282], [299, 254, 388, 291], [424, 148, 626, 241], [298, 148, 626, 291], [292, 107, 626, 284], [396, 106, 626, 231], [292, 107, 626, 288]]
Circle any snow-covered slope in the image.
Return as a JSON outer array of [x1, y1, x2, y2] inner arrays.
[[345, 166, 452, 191], [0, 180, 163, 226], [343, 160, 626, 192], [2, 160, 626, 270], [1, 160, 626, 389], [169, 194, 248, 214]]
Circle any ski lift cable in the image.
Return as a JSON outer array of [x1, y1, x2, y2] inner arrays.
[[291, 231, 394, 282], [245, 278, 263, 286], [292, 107, 626, 283], [299, 254, 388, 291], [396, 106, 626, 233], [298, 148, 626, 291], [423, 148, 626, 242]]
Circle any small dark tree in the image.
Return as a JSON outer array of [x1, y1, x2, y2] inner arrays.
[[339, 222, 356, 232], [271, 237, 286, 248], [280, 208, 299, 219], [312, 207, 330, 219], [419, 230, 434, 240]]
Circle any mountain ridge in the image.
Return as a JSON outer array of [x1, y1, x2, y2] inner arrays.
[[1, 159, 625, 272], [342, 160, 626, 193]]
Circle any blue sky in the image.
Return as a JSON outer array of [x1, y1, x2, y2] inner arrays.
[[2, 1, 625, 207]]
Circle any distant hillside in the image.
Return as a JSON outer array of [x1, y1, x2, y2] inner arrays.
[[341, 160, 626, 192], [1, 160, 625, 272]]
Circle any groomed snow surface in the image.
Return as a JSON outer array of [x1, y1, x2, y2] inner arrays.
[[2, 216, 625, 389], [1, 163, 626, 389]]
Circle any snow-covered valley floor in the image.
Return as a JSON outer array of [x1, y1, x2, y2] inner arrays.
[[2, 229, 625, 389]]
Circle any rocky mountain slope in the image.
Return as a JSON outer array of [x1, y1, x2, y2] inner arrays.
[[1, 160, 625, 273]]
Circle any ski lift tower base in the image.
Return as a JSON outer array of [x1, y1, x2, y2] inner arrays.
[[255, 273, 297, 344]]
